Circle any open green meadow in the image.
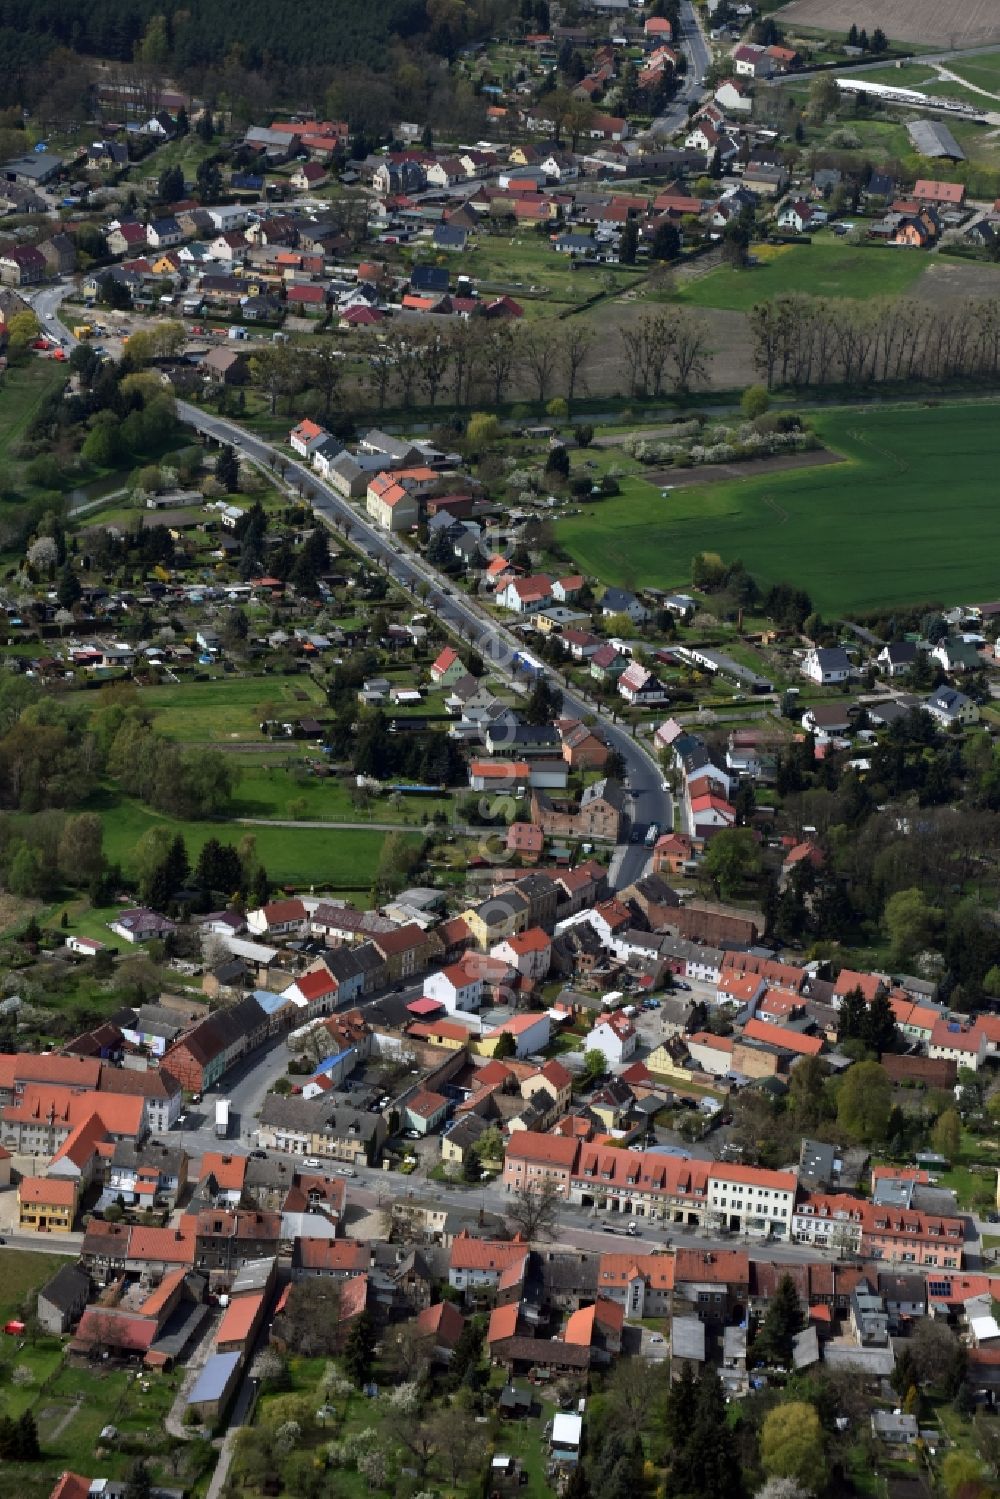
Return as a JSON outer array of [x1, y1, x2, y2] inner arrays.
[[677, 238, 930, 312], [137, 674, 328, 742], [0, 1250, 72, 1326], [945, 49, 1000, 95], [85, 790, 418, 891], [0, 362, 65, 480], [559, 402, 1000, 614]]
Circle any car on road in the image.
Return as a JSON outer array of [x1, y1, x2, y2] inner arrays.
[[303, 1156, 323, 1169], [649, 1333, 664, 1344], [336, 1165, 357, 1177], [250, 1149, 267, 1159], [405, 1129, 421, 1140]]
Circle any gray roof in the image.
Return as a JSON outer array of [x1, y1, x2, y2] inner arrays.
[[671, 1316, 706, 1361], [111, 1138, 185, 1174], [907, 119, 965, 160], [187, 1349, 241, 1405], [39, 1263, 90, 1312], [231, 1257, 277, 1295], [259, 1093, 383, 1142], [580, 776, 626, 811]]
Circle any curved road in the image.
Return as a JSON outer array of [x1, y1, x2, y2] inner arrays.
[[172, 400, 669, 891]]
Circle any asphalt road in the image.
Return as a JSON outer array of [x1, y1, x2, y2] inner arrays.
[[171, 399, 671, 892], [652, 0, 712, 136]]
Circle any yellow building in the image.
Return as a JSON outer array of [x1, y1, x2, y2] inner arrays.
[[647, 1041, 693, 1085], [18, 1175, 78, 1233]]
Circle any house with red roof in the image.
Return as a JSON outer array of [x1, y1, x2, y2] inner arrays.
[[498, 574, 553, 613], [423, 962, 483, 1014], [430, 645, 466, 685], [403, 1089, 450, 1136], [448, 1232, 528, 1301], [490, 927, 552, 981], [502, 1130, 578, 1198], [506, 821, 545, 863], [416, 1299, 466, 1357], [563, 1297, 624, 1364]]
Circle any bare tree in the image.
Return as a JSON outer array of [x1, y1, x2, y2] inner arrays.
[[520, 326, 560, 408], [448, 320, 480, 405], [505, 1176, 561, 1240], [366, 337, 398, 411], [416, 330, 451, 407], [664, 306, 712, 394], [559, 323, 594, 409], [481, 322, 518, 407]]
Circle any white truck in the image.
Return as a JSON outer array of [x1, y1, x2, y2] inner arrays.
[[215, 1099, 231, 1139]]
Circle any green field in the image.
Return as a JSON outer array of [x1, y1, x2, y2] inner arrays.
[[137, 675, 328, 742], [559, 401, 1000, 614], [946, 50, 1000, 96], [0, 1250, 72, 1325], [0, 362, 65, 479], [678, 238, 930, 311], [88, 791, 418, 890]]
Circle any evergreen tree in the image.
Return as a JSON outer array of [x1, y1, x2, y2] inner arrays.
[[164, 833, 190, 893], [250, 863, 270, 907], [755, 1273, 803, 1366], [620, 217, 638, 265], [124, 1457, 152, 1499], [215, 443, 240, 492], [664, 1357, 698, 1446], [57, 562, 82, 610], [15, 1409, 40, 1460], [862, 989, 898, 1054], [666, 1367, 742, 1498], [343, 1309, 377, 1386], [837, 984, 868, 1044]]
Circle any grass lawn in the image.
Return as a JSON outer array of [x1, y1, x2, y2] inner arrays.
[[1, 1358, 203, 1499], [0, 1250, 72, 1326], [558, 400, 1000, 613], [136, 675, 328, 743], [86, 789, 416, 890], [0, 361, 66, 482], [676, 237, 929, 312], [945, 50, 1000, 95], [233, 765, 453, 825]]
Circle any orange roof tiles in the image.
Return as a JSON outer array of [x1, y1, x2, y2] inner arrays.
[[217, 1291, 265, 1346], [598, 1252, 674, 1291], [19, 1175, 76, 1205], [487, 1302, 520, 1343], [449, 1232, 527, 1273], [504, 1131, 578, 1168], [199, 1152, 248, 1192], [742, 1018, 823, 1056]]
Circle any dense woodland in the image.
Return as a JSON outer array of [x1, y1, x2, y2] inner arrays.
[[0, 0, 520, 120]]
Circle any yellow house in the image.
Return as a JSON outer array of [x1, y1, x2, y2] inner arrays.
[[647, 1040, 693, 1085], [150, 253, 178, 275], [462, 892, 529, 951], [408, 1020, 470, 1052], [18, 1175, 78, 1233]]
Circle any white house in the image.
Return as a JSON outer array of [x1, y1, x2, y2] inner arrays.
[[924, 687, 979, 727], [714, 80, 753, 114], [290, 418, 330, 458], [777, 200, 821, 234], [801, 646, 851, 685], [491, 928, 552, 981], [499, 575, 553, 613], [618, 662, 668, 705], [876, 642, 918, 678], [423, 963, 483, 1014], [487, 1012, 550, 1059], [584, 1015, 637, 1067]]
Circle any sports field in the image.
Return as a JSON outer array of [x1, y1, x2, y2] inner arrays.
[[678, 239, 930, 312], [559, 402, 1000, 614]]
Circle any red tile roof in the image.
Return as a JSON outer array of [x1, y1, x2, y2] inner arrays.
[[504, 1131, 578, 1168], [487, 1302, 520, 1343]]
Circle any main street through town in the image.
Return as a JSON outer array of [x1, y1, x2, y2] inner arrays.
[[168, 398, 672, 890]]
